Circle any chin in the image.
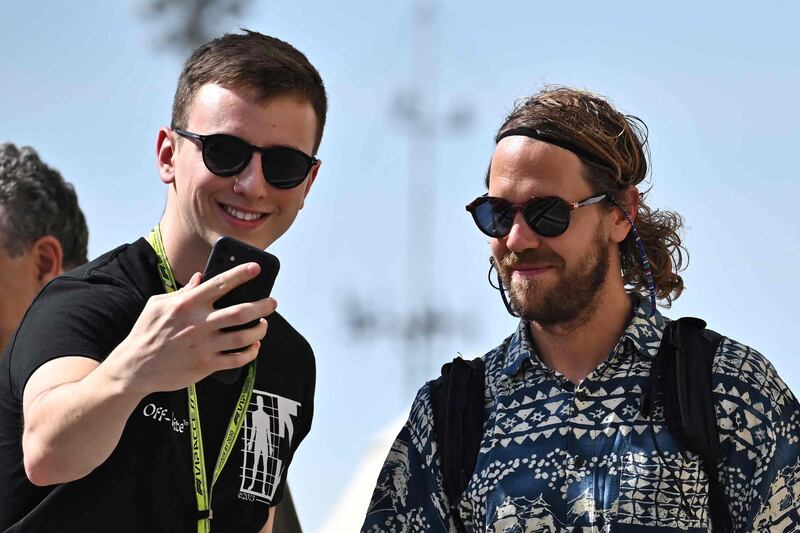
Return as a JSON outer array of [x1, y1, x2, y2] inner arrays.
[[241, 232, 279, 250]]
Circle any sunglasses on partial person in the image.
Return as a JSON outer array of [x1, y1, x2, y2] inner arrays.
[[174, 128, 318, 189], [466, 193, 608, 238]]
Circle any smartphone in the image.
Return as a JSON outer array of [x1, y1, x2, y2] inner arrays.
[[202, 236, 280, 383]]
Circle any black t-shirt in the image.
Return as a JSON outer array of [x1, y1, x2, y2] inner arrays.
[[0, 238, 315, 532]]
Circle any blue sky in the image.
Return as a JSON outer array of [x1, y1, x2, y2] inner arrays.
[[2, 1, 799, 529]]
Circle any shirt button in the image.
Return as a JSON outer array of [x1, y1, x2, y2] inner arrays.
[[574, 456, 586, 468], [576, 389, 588, 402]]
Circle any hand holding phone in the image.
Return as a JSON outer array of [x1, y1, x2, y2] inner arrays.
[[203, 236, 280, 383]]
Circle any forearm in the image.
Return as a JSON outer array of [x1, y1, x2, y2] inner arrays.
[[22, 362, 143, 486], [259, 508, 275, 533]]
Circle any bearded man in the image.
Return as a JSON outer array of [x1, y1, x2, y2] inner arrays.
[[362, 87, 800, 532]]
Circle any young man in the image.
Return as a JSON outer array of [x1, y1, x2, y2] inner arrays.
[[0, 143, 88, 351], [363, 87, 800, 531], [0, 31, 326, 532]]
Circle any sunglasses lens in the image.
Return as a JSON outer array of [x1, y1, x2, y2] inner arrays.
[[473, 197, 514, 237], [203, 135, 251, 176], [525, 197, 570, 237], [262, 147, 312, 189]]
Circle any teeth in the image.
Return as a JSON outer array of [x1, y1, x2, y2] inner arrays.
[[224, 205, 262, 221]]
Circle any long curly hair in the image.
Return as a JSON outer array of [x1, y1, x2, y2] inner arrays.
[[490, 86, 687, 306]]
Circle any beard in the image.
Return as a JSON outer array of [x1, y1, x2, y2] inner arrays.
[[496, 230, 610, 327]]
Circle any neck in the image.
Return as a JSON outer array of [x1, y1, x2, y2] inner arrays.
[[157, 212, 211, 287], [528, 280, 633, 385]]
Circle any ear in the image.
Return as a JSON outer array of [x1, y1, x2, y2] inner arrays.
[[298, 160, 321, 210], [31, 235, 64, 286], [608, 187, 640, 244], [156, 127, 177, 184]]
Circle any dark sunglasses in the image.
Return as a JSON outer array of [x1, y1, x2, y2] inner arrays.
[[174, 128, 318, 189], [466, 193, 608, 238]]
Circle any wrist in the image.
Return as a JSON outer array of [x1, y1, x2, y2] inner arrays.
[[94, 344, 150, 403]]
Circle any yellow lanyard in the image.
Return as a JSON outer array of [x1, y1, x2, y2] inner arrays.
[[147, 226, 256, 533]]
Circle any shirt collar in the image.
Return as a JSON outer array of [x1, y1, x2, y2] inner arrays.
[[500, 319, 538, 380], [499, 294, 669, 381], [622, 294, 669, 359]]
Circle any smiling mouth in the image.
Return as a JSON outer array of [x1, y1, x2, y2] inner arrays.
[[510, 265, 554, 278], [221, 204, 266, 222]]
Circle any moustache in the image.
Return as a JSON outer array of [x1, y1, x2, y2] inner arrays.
[[498, 250, 565, 270]]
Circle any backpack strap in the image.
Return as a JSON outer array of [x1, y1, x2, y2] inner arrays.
[[432, 318, 730, 531], [430, 356, 486, 531], [646, 317, 731, 533]]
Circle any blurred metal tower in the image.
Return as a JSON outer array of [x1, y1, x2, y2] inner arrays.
[[345, 0, 473, 396]]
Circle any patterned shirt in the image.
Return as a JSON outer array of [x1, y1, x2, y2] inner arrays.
[[362, 299, 800, 532]]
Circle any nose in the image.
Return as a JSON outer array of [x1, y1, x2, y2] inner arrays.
[[504, 210, 542, 254], [233, 152, 270, 199]]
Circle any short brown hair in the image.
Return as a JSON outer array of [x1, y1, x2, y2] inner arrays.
[[492, 86, 687, 306], [171, 30, 328, 152]]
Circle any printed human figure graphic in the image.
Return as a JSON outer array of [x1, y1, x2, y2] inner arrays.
[[246, 395, 273, 495], [242, 392, 300, 502]]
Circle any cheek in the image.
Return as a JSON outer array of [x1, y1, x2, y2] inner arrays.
[[559, 225, 605, 264], [176, 155, 219, 187], [565, 214, 605, 247], [187, 174, 228, 202], [0, 266, 35, 304], [0, 279, 13, 303], [490, 238, 508, 259], [274, 189, 306, 213]]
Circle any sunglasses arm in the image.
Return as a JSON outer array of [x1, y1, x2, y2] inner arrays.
[[570, 193, 609, 210]]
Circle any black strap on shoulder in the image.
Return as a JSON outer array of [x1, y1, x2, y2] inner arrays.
[[430, 356, 486, 530], [645, 317, 731, 533], [433, 319, 729, 531]]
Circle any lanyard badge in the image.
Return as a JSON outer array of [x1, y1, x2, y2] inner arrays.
[[147, 226, 257, 532]]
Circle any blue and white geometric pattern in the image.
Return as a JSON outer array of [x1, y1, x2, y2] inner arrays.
[[362, 298, 800, 532]]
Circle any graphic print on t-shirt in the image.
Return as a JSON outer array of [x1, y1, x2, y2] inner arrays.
[[239, 390, 301, 503]]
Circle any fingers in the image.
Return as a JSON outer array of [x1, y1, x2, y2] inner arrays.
[[206, 298, 277, 330], [138, 263, 272, 385], [188, 262, 262, 303], [185, 272, 203, 289], [208, 318, 269, 354], [213, 341, 261, 371]]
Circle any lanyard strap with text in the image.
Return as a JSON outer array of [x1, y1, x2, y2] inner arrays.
[[147, 225, 256, 533]]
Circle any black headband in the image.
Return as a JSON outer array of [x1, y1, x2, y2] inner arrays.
[[496, 127, 614, 173]]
